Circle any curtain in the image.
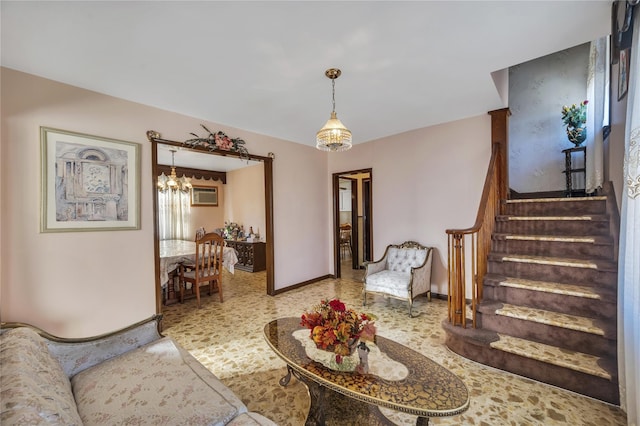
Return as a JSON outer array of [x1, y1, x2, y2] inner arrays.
[[585, 37, 607, 194], [618, 11, 640, 426], [158, 190, 191, 240]]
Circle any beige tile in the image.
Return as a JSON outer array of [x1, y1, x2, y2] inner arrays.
[[162, 265, 626, 426]]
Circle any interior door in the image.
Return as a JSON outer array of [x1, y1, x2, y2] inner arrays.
[[363, 177, 372, 262], [333, 169, 372, 277]]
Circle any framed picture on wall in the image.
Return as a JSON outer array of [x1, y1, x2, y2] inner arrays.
[[191, 185, 218, 206], [40, 127, 141, 232], [618, 47, 630, 101]]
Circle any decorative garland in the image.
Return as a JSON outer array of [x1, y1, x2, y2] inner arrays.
[[184, 124, 249, 158]]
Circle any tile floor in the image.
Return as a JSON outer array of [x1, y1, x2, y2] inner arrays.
[[161, 261, 627, 426]]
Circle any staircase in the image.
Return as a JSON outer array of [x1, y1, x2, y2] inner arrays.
[[443, 194, 619, 404]]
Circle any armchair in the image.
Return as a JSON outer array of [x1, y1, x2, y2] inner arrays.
[[363, 241, 433, 317]]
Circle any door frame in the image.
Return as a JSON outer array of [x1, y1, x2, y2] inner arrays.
[[332, 168, 373, 278], [148, 133, 275, 316]]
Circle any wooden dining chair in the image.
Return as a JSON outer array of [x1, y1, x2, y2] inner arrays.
[[339, 223, 352, 259], [180, 226, 208, 278], [179, 232, 224, 307]]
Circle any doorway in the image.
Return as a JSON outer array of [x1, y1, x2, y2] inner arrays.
[[333, 168, 373, 278], [148, 132, 275, 315]]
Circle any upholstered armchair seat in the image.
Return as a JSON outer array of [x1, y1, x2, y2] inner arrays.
[[363, 241, 433, 317]]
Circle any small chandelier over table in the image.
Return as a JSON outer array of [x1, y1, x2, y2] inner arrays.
[[157, 149, 192, 193], [316, 68, 352, 152]]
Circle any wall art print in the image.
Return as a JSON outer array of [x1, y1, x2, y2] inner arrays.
[[618, 47, 630, 101], [41, 127, 140, 232]]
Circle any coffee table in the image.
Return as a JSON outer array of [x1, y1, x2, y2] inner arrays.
[[264, 317, 469, 425]]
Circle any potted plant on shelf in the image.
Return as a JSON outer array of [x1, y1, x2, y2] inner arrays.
[[561, 100, 588, 146]]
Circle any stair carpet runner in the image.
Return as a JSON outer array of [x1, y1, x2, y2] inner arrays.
[[478, 195, 618, 404]]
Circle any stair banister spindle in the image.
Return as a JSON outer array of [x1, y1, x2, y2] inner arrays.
[[445, 108, 509, 328], [471, 233, 477, 328], [447, 234, 453, 322], [454, 233, 465, 326]]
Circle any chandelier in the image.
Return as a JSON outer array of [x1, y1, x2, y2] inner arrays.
[[316, 68, 352, 152], [157, 149, 192, 193]]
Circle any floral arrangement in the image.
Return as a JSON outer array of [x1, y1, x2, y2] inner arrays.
[[300, 299, 376, 363], [561, 100, 588, 145], [184, 124, 249, 157], [222, 221, 243, 240]]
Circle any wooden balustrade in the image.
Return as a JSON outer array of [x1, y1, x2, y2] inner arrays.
[[446, 109, 510, 328]]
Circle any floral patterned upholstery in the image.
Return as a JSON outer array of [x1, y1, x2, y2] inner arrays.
[[0, 317, 277, 426], [0, 328, 82, 425], [363, 241, 433, 317], [72, 337, 246, 425]]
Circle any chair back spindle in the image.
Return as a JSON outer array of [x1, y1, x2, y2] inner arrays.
[[180, 232, 224, 307]]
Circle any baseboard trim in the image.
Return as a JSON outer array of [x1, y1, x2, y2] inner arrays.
[[272, 274, 334, 295]]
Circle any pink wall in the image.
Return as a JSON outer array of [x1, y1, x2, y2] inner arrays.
[[1, 67, 492, 335], [1, 68, 330, 336], [328, 116, 492, 295], [224, 164, 266, 240]]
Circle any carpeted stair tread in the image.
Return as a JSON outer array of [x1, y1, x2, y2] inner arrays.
[[505, 196, 606, 204], [490, 303, 605, 336], [498, 214, 608, 221], [489, 334, 611, 380], [498, 277, 602, 299], [490, 253, 617, 270], [493, 233, 611, 244]]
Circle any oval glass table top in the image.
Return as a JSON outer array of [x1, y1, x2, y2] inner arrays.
[[263, 317, 470, 419]]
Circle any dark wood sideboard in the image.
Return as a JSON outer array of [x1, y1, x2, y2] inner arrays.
[[225, 240, 266, 272]]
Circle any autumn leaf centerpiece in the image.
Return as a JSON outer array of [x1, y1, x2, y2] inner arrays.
[[300, 299, 376, 364]]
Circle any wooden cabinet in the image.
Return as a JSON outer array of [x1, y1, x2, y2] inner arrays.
[[225, 240, 266, 272]]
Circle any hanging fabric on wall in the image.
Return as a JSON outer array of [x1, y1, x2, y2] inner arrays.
[[585, 37, 607, 194], [617, 7, 639, 425]]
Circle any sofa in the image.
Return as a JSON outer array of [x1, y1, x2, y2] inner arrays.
[[363, 241, 433, 317], [0, 315, 277, 425]]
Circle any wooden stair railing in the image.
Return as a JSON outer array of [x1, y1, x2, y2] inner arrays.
[[446, 108, 510, 328]]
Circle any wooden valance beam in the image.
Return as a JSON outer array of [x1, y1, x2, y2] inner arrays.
[[157, 164, 226, 184]]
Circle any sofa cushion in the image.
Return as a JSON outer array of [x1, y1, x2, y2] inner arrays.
[[386, 247, 427, 273], [365, 270, 411, 299], [0, 327, 83, 425], [71, 336, 247, 425]]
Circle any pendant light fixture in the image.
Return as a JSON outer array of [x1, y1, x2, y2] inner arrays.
[[157, 149, 192, 193], [316, 68, 352, 152]]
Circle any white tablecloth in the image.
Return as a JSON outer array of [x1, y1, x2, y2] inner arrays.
[[159, 239, 238, 286]]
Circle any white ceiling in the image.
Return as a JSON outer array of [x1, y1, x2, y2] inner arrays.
[[1, 1, 611, 149]]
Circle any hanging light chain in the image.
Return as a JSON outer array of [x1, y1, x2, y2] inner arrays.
[[332, 78, 336, 114]]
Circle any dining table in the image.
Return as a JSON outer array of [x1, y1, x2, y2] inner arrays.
[[159, 239, 239, 292]]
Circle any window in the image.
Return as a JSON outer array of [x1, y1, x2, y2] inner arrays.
[[158, 190, 191, 240]]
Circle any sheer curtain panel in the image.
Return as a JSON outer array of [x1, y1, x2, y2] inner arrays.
[[158, 190, 191, 240]]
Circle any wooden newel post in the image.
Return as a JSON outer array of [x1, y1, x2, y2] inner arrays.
[[488, 108, 511, 203], [453, 233, 465, 326]]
